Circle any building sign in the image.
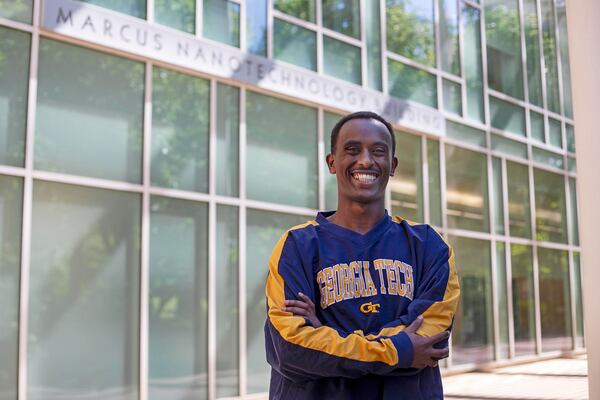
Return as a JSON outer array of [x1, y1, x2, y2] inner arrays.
[[42, 0, 445, 137]]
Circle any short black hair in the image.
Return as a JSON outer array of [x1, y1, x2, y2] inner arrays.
[[330, 111, 396, 156]]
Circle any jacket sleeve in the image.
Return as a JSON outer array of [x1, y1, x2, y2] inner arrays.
[[264, 229, 415, 383]]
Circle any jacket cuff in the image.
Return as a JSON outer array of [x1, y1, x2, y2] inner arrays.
[[391, 331, 414, 368]]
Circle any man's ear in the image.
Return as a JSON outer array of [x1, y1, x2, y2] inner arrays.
[[326, 153, 336, 174], [390, 156, 398, 176]]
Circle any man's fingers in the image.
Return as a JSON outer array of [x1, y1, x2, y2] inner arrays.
[[405, 315, 424, 333], [282, 306, 310, 316], [428, 330, 451, 345], [284, 299, 310, 310], [298, 292, 315, 308], [430, 347, 449, 360]]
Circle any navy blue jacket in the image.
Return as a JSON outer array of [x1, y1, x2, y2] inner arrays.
[[264, 211, 460, 399]]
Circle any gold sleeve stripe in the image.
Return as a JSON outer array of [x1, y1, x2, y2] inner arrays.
[[266, 221, 399, 366]]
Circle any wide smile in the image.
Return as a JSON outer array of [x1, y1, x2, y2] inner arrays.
[[350, 171, 380, 184]]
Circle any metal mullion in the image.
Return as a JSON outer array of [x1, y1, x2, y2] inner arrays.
[[478, 1, 491, 128], [501, 159, 516, 359], [0, 165, 26, 177], [490, 151, 528, 167], [487, 151, 500, 361], [444, 112, 488, 132], [238, 87, 247, 397], [244, 199, 316, 217], [433, 0, 443, 112], [196, 0, 203, 38], [146, 0, 154, 23], [551, 0, 565, 118], [518, 0, 530, 106], [386, 51, 438, 76], [439, 71, 463, 84], [208, 79, 218, 400], [443, 227, 495, 242], [458, 0, 467, 118], [266, 0, 274, 59], [380, 0, 388, 94], [527, 162, 542, 354], [239, 0, 247, 53], [317, 108, 325, 211], [489, 127, 531, 144], [17, 0, 40, 397], [530, 161, 565, 175], [422, 137, 430, 224], [359, 0, 367, 87], [463, 0, 481, 9], [535, 0, 549, 113], [315, 0, 323, 74], [487, 89, 530, 109], [272, 10, 319, 31], [441, 136, 488, 155], [438, 140, 450, 368], [0, 16, 34, 32], [139, 62, 152, 400], [568, 248, 577, 349], [31, 170, 144, 193], [321, 26, 363, 48]]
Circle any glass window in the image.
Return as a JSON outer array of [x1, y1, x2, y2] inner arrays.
[[366, 0, 382, 91], [496, 242, 509, 359], [523, 0, 543, 107], [569, 178, 579, 246], [388, 60, 437, 108], [35, 39, 144, 183], [445, 145, 489, 232], [323, 36, 362, 84], [155, 0, 195, 33], [573, 253, 584, 347], [151, 67, 210, 192], [246, 209, 309, 394], [446, 120, 486, 148], [217, 83, 240, 197], [149, 196, 208, 400], [538, 247, 571, 352], [534, 168, 567, 243], [530, 110, 545, 142], [548, 118, 562, 148], [490, 96, 526, 136], [566, 124, 575, 153], [203, 0, 241, 47], [556, 2, 573, 118], [324, 111, 342, 211], [439, 0, 460, 75], [273, 19, 317, 71], [532, 147, 564, 169], [485, 0, 524, 99], [247, 0, 268, 56], [540, 0, 560, 113], [567, 157, 576, 173], [391, 131, 422, 222], [386, 0, 435, 66], [246, 91, 318, 208], [274, 0, 316, 22], [491, 134, 528, 159], [427, 139, 442, 227], [0, 27, 29, 168], [216, 205, 239, 397], [322, 0, 360, 38], [29, 181, 140, 400], [511, 244, 536, 356], [448, 236, 493, 365], [0, 0, 32, 23], [0, 175, 23, 400], [81, 0, 146, 18], [442, 79, 462, 116], [507, 161, 532, 238], [491, 157, 504, 235], [463, 5, 484, 123]]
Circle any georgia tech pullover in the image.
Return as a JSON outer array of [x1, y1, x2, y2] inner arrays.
[[264, 211, 460, 400]]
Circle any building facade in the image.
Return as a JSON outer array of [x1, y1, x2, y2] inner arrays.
[[0, 0, 584, 399]]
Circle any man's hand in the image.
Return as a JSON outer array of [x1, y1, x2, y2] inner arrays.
[[404, 316, 450, 368], [281, 292, 323, 328]]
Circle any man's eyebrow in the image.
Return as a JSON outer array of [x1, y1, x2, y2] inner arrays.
[[342, 140, 389, 148]]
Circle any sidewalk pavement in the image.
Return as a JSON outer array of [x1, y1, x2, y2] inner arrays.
[[443, 354, 589, 400]]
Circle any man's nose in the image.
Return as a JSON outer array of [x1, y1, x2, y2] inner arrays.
[[357, 148, 374, 167]]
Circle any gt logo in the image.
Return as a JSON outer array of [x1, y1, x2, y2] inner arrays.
[[360, 302, 381, 314]]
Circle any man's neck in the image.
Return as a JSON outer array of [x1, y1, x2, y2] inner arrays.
[[328, 199, 386, 234]]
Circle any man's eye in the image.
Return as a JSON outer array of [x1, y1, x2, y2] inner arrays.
[[373, 148, 386, 155], [346, 147, 360, 153]]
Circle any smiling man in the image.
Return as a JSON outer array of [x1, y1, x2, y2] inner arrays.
[[264, 111, 460, 400]]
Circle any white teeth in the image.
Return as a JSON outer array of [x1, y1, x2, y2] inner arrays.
[[352, 173, 377, 183]]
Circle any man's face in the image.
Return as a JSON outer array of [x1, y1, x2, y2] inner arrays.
[[327, 118, 398, 204]]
